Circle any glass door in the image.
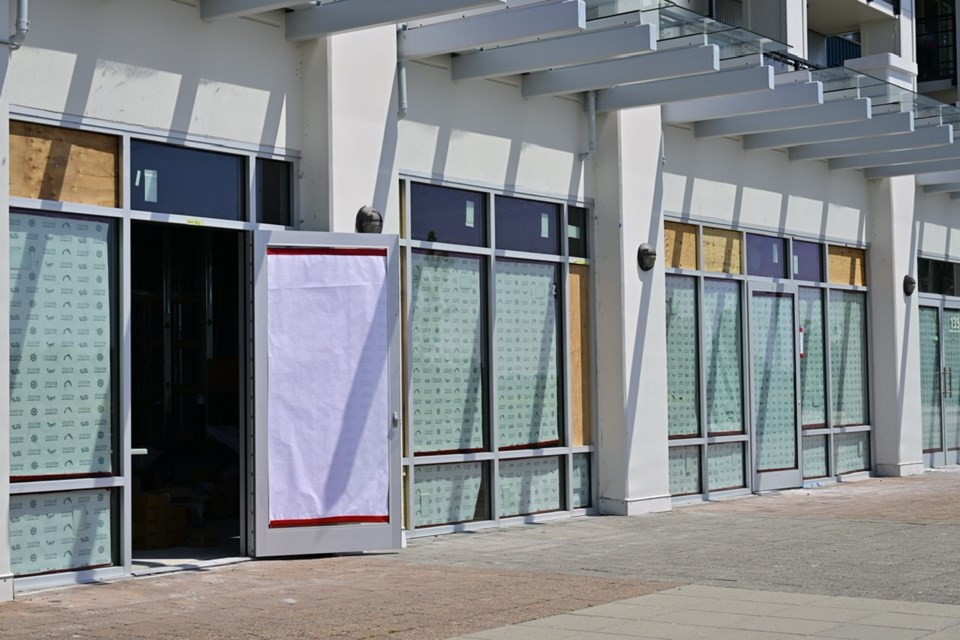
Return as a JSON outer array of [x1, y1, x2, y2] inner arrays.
[[920, 302, 960, 467], [748, 283, 802, 491]]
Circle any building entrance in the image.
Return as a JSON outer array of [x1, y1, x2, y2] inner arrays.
[[130, 222, 245, 566]]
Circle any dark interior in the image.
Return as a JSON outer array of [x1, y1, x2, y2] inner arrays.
[[131, 222, 243, 558]]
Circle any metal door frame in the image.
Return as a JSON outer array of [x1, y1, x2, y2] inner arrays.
[[248, 230, 402, 557], [747, 280, 803, 492], [919, 296, 960, 467]]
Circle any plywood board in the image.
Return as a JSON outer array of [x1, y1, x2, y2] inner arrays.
[[703, 227, 742, 274], [664, 221, 698, 270], [828, 245, 866, 286], [11, 121, 119, 207], [569, 264, 592, 446]]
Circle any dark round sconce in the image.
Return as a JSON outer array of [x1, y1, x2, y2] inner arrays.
[[638, 243, 657, 272], [355, 205, 383, 234], [903, 274, 917, 296]]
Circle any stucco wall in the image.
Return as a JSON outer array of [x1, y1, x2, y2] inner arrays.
[[397, 59, 589, 203], [914, 189, 960, 260], [9, 0, 301, 151], [662, 124, 870, 244]]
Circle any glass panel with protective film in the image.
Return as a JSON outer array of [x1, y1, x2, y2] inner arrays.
[[829, 291, 869, 427], [944, 309, 960, 450], [920, 307, 944, 452], [666, 276, 700, 437], [799, 288, 827, 428], [703, 279, 743, 434], [751, 292, 797, 471]]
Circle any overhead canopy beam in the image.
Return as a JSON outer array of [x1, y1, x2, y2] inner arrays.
[[595, 65, 773, 112], [521, 45, 719, 98], [286, 0, 506, 41], [451, 23, 656, 80], [200, 0, 302, 21], [400, 0, 586, 60], [827, 128, 956, 169], [865, 157, 960, 179], [743, 110, 914, 151], [786, 122, 941, 161], [917, 170, 960, 185], [663, 81, 822, 124], [923, 182, 960, 193], [696, 98, 870, 139]]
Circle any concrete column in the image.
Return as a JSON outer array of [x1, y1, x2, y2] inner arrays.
[[298, 26, 400, 235], [0, 0, 12, 603], [868, 175, 925, 478], [593, 107, 671, 516]]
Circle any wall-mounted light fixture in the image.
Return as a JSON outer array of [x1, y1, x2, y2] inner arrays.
[[356, 205, 383, 234], [903, 274, 917, 296], [638, 243, 657, 272]]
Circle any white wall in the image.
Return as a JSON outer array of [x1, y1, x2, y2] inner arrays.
[[397, 59, 588, 203], [915, 189, 960, 259], [662, 125, 869, 243], [0, 0, 12, 604], [9, 0, 301, 151]]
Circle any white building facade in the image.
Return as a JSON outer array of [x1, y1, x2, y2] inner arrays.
[[2, 0, 959, 599]]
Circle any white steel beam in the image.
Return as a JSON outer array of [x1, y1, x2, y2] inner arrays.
[[787, 123, 943, 161], [400, 0, 586, 60], [923, 182, 960, 193], [521, 45, 718, 98], [865, 157, 960, 179], [696, 98, 870, 139], [201, 0, 302, 21], [595, 66, 773, 112], [450, 23, 653, 80], [827, 128, 956, 169], [950, 192, 960, 200], [286, 0, 506, 40], [663, 81, 822, 124], [742, 110, 913, 150]]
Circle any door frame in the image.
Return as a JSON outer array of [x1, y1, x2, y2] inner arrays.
[[919, 295, 960, 467], [248, 230, 403, 557], [747, 281, 803, 492]]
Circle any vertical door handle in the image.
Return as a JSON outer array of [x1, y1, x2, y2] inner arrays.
[[949, 368, 954, 399]]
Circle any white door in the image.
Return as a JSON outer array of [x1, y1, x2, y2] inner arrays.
[[250, 231, 402, 557]]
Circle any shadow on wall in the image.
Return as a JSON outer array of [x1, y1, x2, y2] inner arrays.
[[13, 0, 295, 152]]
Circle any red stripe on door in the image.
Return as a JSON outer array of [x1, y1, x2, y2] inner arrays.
[[267, 247, 387, 257], [268, 515, 389, 528]]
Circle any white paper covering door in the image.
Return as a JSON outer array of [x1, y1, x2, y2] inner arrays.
[[266, 248, 390, 527]]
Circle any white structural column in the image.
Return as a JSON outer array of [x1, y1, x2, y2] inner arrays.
[[0, 2, 12, 603], [298, 25, 400, 234], [868, 176, 925, 477], [593, 107, 671, 515]]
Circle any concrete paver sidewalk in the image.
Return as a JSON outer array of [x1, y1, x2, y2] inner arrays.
[[2, 470, 960, 639], [453, 585, 960, 640]]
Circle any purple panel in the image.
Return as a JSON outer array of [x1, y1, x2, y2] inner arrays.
[[792, 240, 823, 282], [747, 234, 787, 278], [411, 183, 487, 247], [495, 196, 561, 255]]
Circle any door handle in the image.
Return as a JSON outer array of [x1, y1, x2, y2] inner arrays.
[[949, 368, 954, 399]]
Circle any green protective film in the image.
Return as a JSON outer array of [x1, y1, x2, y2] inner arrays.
[[410, 252, 486, 454], [703, 280, 743, 433], [9, 489, 112, 576], [707, 442, 745, 491], [572, 453, 591, 508], [943, 310, 960, 450], [834, 432, 870, 475], [498, 456, 562, 517], [665, 276, 700, 437], [920, 307, 943, 451], [802, 435, 828, 479], [751, 293, 797, 471], [414, 462, 487, 527], [495, 261, 561, 448], [669, 446, 701, 496], [798, 288, 827, 427], [829, 291, 869, 426], [9, 213, 113, 479]]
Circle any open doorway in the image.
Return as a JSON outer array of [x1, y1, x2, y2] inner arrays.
[[131, 222, 245, 569]]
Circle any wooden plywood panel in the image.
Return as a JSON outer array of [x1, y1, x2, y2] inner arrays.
[[569, 264, 592, 446], [703, 227, 742, 274], [664, 221, 698, 270], [11, 121, 119, 207], [828, 246, 866, 286]]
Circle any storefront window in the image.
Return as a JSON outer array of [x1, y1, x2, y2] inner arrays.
[[703, 279, 743, 434], [747, 234, 787, 279], [410, 252, 486, 454], [829, 290, 869, 426], [665, 276, 699, 437], [792, 241, 824, 282], [495, 196, 561, 255], [9, 212, 117, 480], [411, 183, 486, 246]]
